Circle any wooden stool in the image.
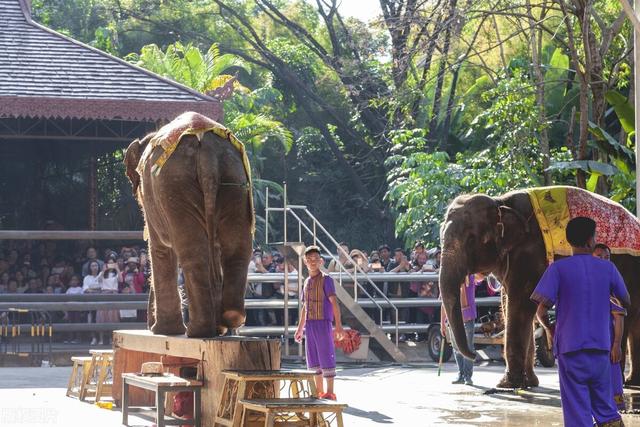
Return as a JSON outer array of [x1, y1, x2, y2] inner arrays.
[[215, 370, 317, 427], [66, 356, 93, 398], [239, 398, 346, 427], [80, 349, 114, 402], [122, 373, 202, 427]]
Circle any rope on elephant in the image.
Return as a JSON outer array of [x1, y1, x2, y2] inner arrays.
[[143, 111, 255, 233]]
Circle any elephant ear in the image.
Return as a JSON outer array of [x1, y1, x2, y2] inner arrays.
[[124, 134, 152, 195], [497, 205, 530, 252]]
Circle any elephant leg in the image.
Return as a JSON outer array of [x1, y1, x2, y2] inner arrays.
[[625, 313, 640, 385], [148, 239, 185, 335], [524, 329, 539, 387], [173, 231, 217, 338], [498, 293, 537, 388], [215, 188, 251, 331], [220, 252, 249, 330]]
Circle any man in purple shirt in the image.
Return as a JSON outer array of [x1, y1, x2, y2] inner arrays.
[[531, 217, 630, 427]]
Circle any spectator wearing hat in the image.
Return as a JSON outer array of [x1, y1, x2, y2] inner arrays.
[[327, 243, 349, 272], [345, 249, 370, 274], [368, 251, 385, 273], [121, 257, 145, 294], [425, 247, 441, 271]]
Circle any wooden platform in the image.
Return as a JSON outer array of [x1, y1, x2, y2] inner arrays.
[[113, 330, 280, 425]]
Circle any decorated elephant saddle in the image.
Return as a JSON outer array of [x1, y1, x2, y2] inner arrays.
[[138, 111, 254, 232], [528, 186, 640, 263]]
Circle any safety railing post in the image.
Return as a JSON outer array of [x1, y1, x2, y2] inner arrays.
[[283, 258, 289, 357], [265, 186, 270, 245], [283, 182, 287, 245], [313, 220, 317, 246]]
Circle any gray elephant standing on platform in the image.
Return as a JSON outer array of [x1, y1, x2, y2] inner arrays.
[[124, 112, 254, 338]]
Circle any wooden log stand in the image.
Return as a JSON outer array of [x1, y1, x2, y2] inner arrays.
[[113, 330, 280, 425]]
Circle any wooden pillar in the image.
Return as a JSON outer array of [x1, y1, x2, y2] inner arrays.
[[88, 154, 97, 230]]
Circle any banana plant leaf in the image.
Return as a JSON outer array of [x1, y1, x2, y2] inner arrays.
[[547, 160, 618, 176]]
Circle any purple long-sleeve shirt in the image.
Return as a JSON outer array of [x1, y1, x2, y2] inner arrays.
[[461, 274, 477, 322], [531, 254, 630, 356]]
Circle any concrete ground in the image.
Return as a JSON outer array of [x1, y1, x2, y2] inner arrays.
[[1, 362, 639, 426]]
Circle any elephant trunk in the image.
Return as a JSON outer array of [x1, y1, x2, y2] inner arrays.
[[439, 247, 475, 360]]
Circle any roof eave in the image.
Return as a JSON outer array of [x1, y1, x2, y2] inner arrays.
[[0, 96, 223, 122], [16, 0, 220, 105]]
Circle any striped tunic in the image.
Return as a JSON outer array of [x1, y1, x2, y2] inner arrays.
[[303, 273, 336, 321]]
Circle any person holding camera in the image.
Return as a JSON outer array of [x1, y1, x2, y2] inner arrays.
[[120, 257, 145, 294], [93, 257, 121, 345]]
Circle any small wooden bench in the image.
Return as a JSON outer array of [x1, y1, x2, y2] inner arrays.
[[66, 356, 93, 399], [215, 369, 318, 427], [239, 398, 347, 427], [122, 373, 203, 427], [80, 349, 114, 402]]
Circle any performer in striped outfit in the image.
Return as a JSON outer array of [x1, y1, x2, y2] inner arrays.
[[295, 245, 345, 400]]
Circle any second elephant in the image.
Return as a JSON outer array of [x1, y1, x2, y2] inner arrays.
[[440, 185, 640, 388]]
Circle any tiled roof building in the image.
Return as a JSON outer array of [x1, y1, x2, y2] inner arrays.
[[0, 0, 222, 230], [0, 0, 221, 121]]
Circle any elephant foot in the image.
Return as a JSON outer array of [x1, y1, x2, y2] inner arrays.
[[222, 309, 246, 329], [150, 320, 186, 336], [525, 372, 539, 388], [497, 371, 526, 389], [186, 320, 216, 338]]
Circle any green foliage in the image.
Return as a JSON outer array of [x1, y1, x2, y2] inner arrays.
[[126, 42, 247, 94], [26, 0, 640, 248]]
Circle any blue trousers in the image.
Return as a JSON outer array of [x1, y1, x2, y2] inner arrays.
[[558, 349, 621, 427], [449, 320, 475, 381]]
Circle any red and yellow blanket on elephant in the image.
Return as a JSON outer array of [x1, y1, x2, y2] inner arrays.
[[527, 186, 640, 264], [138, 111, 254, 232]]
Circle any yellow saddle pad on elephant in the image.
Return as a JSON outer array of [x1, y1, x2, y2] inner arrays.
[[140, 111, 254, 232], [527, 186, 640, 264]]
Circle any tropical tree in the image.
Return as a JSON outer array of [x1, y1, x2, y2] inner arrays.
[[125, 42, 247, 96]]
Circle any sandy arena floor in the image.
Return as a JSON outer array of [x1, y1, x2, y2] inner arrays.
[[1, 362, 639, 426]]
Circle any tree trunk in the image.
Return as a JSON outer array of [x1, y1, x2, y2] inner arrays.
[[527, 0, 551, 185], [428, 0, 458, 142], [439, 65, 460, 151]]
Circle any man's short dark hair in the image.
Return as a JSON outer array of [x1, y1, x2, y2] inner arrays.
[[378, 244, 391, 252], [304, 245, 322, 256], [594, 243, 611, 253], [566, 217, 596, 247], [394, 248, 404, 254]]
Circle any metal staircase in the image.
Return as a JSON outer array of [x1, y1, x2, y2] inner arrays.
[[265, 185, 406, 363]]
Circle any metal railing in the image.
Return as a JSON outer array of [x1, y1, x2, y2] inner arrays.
[[265, 185, 401, 350]]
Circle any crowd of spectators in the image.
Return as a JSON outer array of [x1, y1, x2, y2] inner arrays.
[[0, 241, 150, 296], [0, 241, 150, 344], [0, 239, 500, 342], [245, 241, 501, 341]]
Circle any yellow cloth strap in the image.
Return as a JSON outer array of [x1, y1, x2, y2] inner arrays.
[[527, 186, 572, 265]]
